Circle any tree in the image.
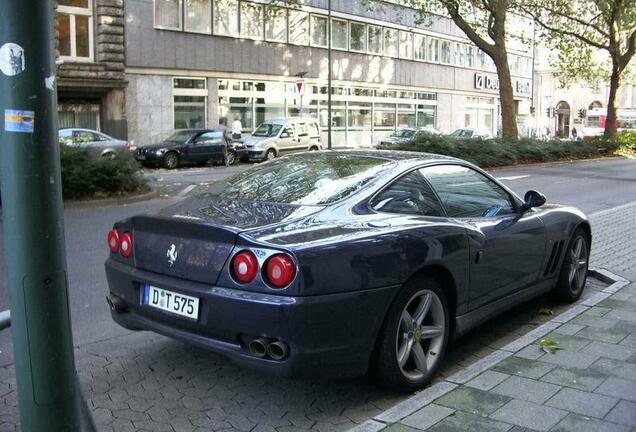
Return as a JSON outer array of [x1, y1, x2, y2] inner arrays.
[[388, 0, 525, 139], [520, 0, 636, 140]]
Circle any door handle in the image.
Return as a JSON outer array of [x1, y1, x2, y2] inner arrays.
[[475, 250, 484, 263]]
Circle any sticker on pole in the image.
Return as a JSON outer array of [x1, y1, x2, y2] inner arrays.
[[5, 109, 34, 133], [0, 43, 25, 76]]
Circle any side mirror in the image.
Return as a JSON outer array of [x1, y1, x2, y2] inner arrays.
[[521, 190, 546, 212], [280, 132, 290, 138]]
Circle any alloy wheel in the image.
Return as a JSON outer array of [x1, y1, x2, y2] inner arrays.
[[395, 289, 445, 381], [568, 236, 588, 292]]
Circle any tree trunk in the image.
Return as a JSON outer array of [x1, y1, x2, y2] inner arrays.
[[494, 53, 518, 139], [604, 62, 621, 140]]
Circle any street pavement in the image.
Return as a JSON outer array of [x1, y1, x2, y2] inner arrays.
[[0, 157, 634, 431]]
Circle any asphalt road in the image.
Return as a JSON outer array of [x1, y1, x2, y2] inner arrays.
[[0, 157, 634, 367]]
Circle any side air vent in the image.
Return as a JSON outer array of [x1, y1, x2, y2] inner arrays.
[[544, 240, 565, 276]]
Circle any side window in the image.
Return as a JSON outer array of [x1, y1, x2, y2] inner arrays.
[[281, 125, 294, 138], [59, 130, 73, 145], [420, 165, 515, 218], [370, 171, 445, 217], [309, 122, 320, 137], [297, 123, 309, 137], [73, 131, 93, 144], [194, 131, 224, 144]]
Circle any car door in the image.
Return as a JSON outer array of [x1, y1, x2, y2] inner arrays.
[[296, 122, 310, 149], [276, 124, 296, 153], [420, 164, 546, 310], [187, 132, 221, 163]]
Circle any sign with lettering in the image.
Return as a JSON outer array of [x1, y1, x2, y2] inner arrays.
[[516, 80, 531, 94], [474, 73, 499, 91]]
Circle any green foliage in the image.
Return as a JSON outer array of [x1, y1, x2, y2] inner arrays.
[[60, 146, 148, 200], [538, 338, 562, 355], [617, 130, 636, 150], [395, 135, 619, 168]]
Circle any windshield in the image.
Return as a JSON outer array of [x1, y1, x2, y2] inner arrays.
[[164, 130, 196, 143], [253, 123, 283, 137], [198, 153, 395, 205], [392, 129, 415, 138]]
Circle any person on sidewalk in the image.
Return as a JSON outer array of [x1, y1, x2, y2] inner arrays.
[[231, 114, 243, 141]]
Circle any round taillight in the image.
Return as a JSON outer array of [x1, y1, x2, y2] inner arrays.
[[107, 229, 120, 253], [119, 232, 133, 258], [232, 250, 259, 284], [265, 254, 296, 288]]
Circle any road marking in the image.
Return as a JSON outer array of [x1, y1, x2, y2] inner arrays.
[[496, 175, 530, 181], [177, 184, 197, 197]]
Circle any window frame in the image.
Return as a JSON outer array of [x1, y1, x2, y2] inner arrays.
[[367, 24, 383, 54], [349, 21, 367, 53], [368, 168, 447, 218], [213, 0, 239, 37], [58, 0, 94, 61], [264, 5, 287, 43], [310, 14, 328, 48], [383, 27, 399, 57], [418, 163, 522, 218], [183, 0, 211, 34], [331, 17, 348, 51], [287, 9, 310, 46], [398, 30, 413, 60], [239, 1, 265, 40]]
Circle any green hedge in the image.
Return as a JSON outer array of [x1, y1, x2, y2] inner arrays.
[[617, 131, 636, 151], [60, 146, 148, 200], [395, 136, 620, 168]]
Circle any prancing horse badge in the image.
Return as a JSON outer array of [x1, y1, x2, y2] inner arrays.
[[167, 244, 178, 267]]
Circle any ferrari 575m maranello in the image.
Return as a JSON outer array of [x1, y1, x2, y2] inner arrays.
[[105, 150, 590, 391]]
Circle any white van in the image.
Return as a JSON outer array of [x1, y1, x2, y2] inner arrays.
[[243, 117, 322, 161]]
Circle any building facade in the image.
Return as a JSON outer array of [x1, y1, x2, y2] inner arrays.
[[56, 0, 127, 139], [124, 0, 534, 147]]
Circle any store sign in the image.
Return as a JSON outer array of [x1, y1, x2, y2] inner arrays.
[[516, 80, 531, 94], [293, 79, 306, 96], [474, 73, 499, 91]]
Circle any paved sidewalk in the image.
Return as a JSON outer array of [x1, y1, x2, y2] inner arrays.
[[357, 202, 636, 432]]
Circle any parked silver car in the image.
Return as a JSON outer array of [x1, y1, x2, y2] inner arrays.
[[448, 128, 493, 139], [243, 118, 322, 161], [58, 128, 131, 157]]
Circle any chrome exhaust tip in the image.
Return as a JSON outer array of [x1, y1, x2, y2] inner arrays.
[[248, 337, 269, 358], [106, 293, 128, 313], [266, 340, 288, 361]]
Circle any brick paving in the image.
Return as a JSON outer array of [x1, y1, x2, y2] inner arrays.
[[0, 201, 633, 431]]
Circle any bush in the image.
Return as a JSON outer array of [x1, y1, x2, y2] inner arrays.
[[617, 131, 636, 151], [60, 146, 148, 200], [395, 136, 620, 168]]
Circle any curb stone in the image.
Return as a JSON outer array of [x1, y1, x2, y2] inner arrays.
[[63, 189, 160, 209], [355, 268, 631, 431]]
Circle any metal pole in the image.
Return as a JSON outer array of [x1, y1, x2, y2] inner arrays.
[[0, 1, 82, 430], [327, 0, 333, 149]]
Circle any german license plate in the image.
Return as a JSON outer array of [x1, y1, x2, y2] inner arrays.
[[137, 155, 146, 160], [142, 284, 199, 320]]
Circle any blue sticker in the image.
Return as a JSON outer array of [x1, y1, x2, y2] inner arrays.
[[484, 206, 502, 217], [5, 109, 34, 133]]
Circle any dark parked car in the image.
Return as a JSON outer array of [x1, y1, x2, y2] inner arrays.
[[136, 129, 241, 169], [377, 127, 441, 149], [105, 151, 590, 391], [58, 128, 131, 157]]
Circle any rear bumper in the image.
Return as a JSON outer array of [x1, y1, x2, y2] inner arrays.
[[105, 259, 395, 378]]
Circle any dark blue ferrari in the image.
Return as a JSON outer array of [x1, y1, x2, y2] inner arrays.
[[105, 151, 590, 392]]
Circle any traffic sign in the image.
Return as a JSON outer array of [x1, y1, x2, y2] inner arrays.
[[294, 79, 306, 96]]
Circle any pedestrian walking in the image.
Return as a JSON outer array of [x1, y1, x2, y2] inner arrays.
[[571, 127, 578, 140], [232, 114, 242, 140]]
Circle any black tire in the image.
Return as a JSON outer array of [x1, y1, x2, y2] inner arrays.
[[372, 276, 450, 392], [554, 228, 589, 302], [309, 146, 319, 151], [265, 148, 276, 161], [226, 150, 236, 165], [163, 152, 179, 169]]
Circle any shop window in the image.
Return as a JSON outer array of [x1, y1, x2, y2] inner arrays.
[[348, 104, 372, 128], [240, 2, 264, 39], [184, 0, 211, 33], [265, 6, 287, 42], [440, 40, 452, 64], [350, 22, 366, 52], [311, 15, 328, 47], [397, 104, 416, 128], [332, 18, 348, 50], [368, 25, 382, 54], [214, 0, 239, 36], [319, 101, 346, 128], [218, 97, 254, 131], [399, 31, 413, 59], [383, 28, 398, 57], [58, 0, 93, 60], [288, 10, 309, 45], [174, 96, 206, 129], [426, 37, 438, 62], [374, 104, 396, 128], [414, 34, 426, 60], [417, 106, 435, 128]]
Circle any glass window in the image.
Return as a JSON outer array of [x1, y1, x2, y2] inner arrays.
[[476, 48, 486, 69], [417, 105, 435, 128], [332, 19, 348, 49], [174, 77, 206, 89], [350, 22, 366, 52], [154, 0, 181, 29], [174, 96, 206, 129], [421, 165, 515, 218], [384, 28, 398, 57], [374, 103, 396, 128], [185, 0, 211, 33], [427, 37, 438, 62], [368, 25, 382, 54], [397, 104, 416, 128], [348, 103, 372, 128], [311, 15, 328, 47], [414, 34, 426, 60], [195, 131, 225, 144], [200, 154, 395, 205], [75, 15, 90, 57], [214, 0, 238, 36], [454, 43, 463, 66], [319, 101, 346, 128], [466, 45, 475, 68], [218, 96, 253, 131], [288, 10, 309, 45], [58, 14, 72, 56], [371, 171, 444, 216], [240, 2, 264, 39], [440, 40, 452, 64], [399, 31, 413, 59], [58, 0, 93, 59], [265, 6, 286, 42], [59, 0, 89, 6]]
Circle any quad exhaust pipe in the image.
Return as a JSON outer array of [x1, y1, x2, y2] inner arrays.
[[247, 337, 289, 361]]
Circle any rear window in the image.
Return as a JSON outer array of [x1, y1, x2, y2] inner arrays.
[[199, 153, 394, 205]]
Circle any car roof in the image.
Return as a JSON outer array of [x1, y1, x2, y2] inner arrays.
[[261, 117, 319, 125], [316, 149, 461, 164], [58, 128, 107, 134]]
